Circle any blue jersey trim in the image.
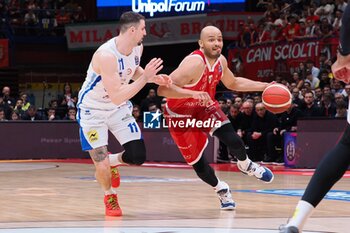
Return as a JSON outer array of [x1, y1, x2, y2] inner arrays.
[[77, 75, 102, 120], [79, 127, 93, 151]]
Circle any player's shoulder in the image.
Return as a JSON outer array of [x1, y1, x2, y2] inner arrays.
[[182, 53, 205, 68], [219, 55, 228, 66]]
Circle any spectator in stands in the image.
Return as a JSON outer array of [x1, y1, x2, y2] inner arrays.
[[343, 84, 350, 103], [45, 107, 60, 121], [0, 108, 7, 121], [306, 59, 320, 80], [292, 72, 304, 89], [10, 110, 20, 120], [337, 0, 347, 12], [55, 7, 71, 35], [24, 9, 38, 35], [246, 102, 278, 162], [148, 102, 159, 113], [22, 105, 43, 121], [323, 85, 332, 95], [299, 90, 324, 117], [132, 104, 142, 122], [298, 62, 307, 79], [305, 69, 320, 89], [333, 9, 343, 33], [14, 98, 25, 118], [319, 17, 333, 38], [314, 87, 323, 107], [218, 97, 229, 115], [319, 69, 332, 88], [295, 19, 307, 39], [63, 107, 76, 120], [140, 88, 160, 113], [335, 100, 347, 118], [59, 82, 76, 108], [19, 92, 31, 111], [2, 86, 15, 108], [234, 96, 243, 109], [238, 100, 254, 144], [71, 6, 86, 23], [256, 23, 272, 44], [321, 92, 337, 117], [283, 14, 300, 42], [0, 93, 10, 120], [319, 52, 329, 71], [332, 79, 345, 94], [314, 0, 335, 23], [291, 87, 303, 107], [334, 92, 345, 104]]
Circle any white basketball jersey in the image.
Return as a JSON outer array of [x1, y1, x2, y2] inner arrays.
[[77, 37, 142, 111]]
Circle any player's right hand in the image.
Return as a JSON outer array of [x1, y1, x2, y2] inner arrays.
[[192, 91, 213, 107], [144, 58, 164, 80]]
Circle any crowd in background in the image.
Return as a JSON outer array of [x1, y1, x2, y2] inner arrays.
[[236, 0, 347, 47], [0, 0, 349, 164], [0, 0, 86, 36]]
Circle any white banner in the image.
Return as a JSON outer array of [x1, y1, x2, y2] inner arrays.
[[65, 13, 263, 50]]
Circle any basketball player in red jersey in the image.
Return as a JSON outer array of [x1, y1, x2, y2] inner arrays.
[[158, 26, 274, 210]]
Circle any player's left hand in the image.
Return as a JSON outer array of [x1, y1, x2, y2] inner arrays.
[[150, 74, 172, 87]]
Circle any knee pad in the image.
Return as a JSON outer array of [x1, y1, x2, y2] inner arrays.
[[122, 139, 146, 165]]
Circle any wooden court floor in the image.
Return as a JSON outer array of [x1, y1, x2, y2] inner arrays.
[[0, 160, 349, 233]]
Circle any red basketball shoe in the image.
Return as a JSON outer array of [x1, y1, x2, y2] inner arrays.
[[332, 52, 350, 84], [110, 165, 121, 188], [104, 194, 122, 216]]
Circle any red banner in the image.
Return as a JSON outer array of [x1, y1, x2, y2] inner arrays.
[[0, 39, 9, 68], [228, 37, 339, 81]]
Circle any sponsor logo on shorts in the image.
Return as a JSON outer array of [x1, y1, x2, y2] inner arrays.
[[87, 130, 99, 142]]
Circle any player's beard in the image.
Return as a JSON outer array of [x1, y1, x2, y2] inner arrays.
[[204, 48, 221, 60]]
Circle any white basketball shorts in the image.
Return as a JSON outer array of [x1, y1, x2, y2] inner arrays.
[[77, 102, 142, 151]]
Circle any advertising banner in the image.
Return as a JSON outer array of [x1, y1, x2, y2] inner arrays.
[[228, 37, 339, 81], [65, 12, 263, 50]]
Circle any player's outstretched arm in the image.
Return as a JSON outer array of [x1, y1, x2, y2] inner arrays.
[[94, 51, 163, 105], [220, 56, 269, 92]]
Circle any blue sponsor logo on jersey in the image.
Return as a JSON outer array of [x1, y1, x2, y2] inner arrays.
[[143, 110, 161, 129], [235, 189, 350, 202], [135, 56, 140, 66]]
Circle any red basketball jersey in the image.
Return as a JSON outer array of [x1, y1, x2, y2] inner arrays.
[[167, 50, 223, 112]]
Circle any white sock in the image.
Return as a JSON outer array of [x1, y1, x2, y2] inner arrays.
[[214, 180, 228, 192], [286, 200, 314, 230], [237, 157, 251, 171], [109, 152, 124, 166], [104, 188, 116, 195]]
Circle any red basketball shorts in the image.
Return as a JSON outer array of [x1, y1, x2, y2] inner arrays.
[[164, 102, 230, 165]]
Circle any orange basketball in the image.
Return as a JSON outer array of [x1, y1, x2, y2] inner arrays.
[[262, 84, 292, 114]]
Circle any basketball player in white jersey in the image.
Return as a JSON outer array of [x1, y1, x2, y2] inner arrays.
[[77, 11, 171, 217]]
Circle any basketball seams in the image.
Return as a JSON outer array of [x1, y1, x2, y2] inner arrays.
[[262, 84, 292, 113]]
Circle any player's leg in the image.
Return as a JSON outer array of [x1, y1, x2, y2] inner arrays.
[[332, 4, 350, 83], [213, 123, 273, 183], [280, 124, 350, 233], [165, 108, 235, 210], [78, 117, 122, 216], [108, 103, 146, 187], [339, 4, 350, 56]]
